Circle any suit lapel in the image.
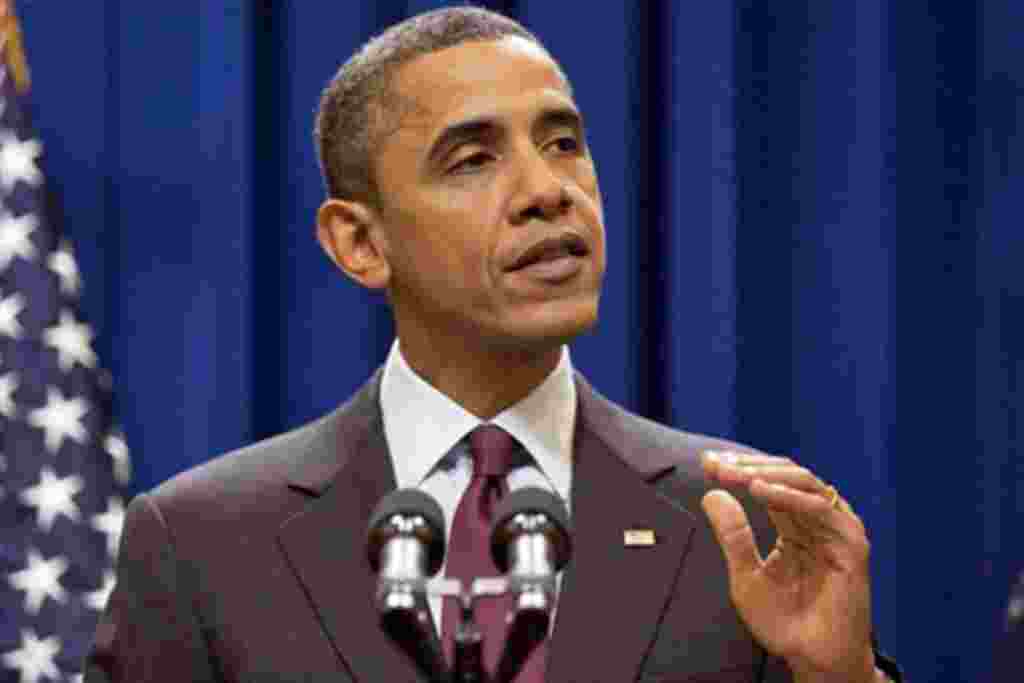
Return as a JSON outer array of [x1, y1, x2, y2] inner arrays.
[[277, 371, 433, 682], [545, 377, 699, 682], [276, 369, 701, 682]]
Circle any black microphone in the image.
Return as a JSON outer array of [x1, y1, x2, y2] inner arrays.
[[489, 487, 572, 683], [367, 488, 449, 682]]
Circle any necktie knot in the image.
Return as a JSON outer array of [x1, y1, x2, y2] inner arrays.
[[469, 424, 517, 478]]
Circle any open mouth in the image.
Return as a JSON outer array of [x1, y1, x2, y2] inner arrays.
[[508, 233, 589, 272]]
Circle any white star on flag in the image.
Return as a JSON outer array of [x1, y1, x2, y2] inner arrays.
[[0, 25, 132, 682], [1, 629, 62, 683], [83, 570, 116, 612], [42, 310, 97, 372], [91, 496, 125, 559], [0, 132, 42, 190], [104, 430, 132, 485], [0, 370, 17, 417], [26, 386, 90, 455], [0, 290, 25, 338], [0, 210, 37, 270], [18, 466, 84, 532], [6, 549, 69, 615], [47, 239, 80, 296]]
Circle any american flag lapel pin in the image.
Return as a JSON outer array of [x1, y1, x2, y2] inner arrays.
[[623, 528, 657, 547]]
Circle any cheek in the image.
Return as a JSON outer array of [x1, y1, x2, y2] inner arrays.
[[393, 202, 497, 290], [566, 163, 605, 240], [577, 161, 602, 207], [433, 190, 505, 274]]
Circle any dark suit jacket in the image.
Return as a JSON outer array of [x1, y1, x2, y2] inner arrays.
[[995, 572, 1024, 682], [83, 370, 892, 682]]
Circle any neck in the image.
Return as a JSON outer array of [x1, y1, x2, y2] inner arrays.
[[396, 332, 563, 420]]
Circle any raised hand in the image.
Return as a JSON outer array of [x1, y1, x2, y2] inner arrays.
[[700, 451, 883, 683]]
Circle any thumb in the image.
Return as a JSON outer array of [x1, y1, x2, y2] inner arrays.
[[701, 490, 762, 579]]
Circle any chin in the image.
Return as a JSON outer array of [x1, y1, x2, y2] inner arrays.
[[491, 298, 600, 351]]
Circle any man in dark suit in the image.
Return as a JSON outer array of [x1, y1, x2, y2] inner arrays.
[[85, 7, 899, 682]]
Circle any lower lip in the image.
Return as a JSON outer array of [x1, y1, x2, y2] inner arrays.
[[509, 255, 584, 283]]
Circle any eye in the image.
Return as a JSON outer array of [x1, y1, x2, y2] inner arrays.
[[549, 136, 580, 154], [448, 152, 492, 175]]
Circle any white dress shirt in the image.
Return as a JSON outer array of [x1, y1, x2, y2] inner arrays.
[[379, 340, 575, 633]]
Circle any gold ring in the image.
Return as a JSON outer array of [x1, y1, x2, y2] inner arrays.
[[824, 484, 840, 509]]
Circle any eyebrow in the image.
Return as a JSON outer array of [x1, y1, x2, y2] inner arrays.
[[425, 105, 585, 165]]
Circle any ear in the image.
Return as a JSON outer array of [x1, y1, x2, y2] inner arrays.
[[316, 199, 391, 290]]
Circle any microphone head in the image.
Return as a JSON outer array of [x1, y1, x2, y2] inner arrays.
[[490, 486, 572, 573], [366, 488, 446, 576]]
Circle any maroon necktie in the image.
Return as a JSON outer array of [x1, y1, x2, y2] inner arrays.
[[441, 425, 547, 681]]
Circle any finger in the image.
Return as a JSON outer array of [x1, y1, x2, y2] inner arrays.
[[750, 474, 865, 536], [749, 478, 834, 519], [701, 450, 790, 485], [701, 490, 763, 578], [764, 502, 826, 552], [750, 480, 867, 551], [719, 464, 827, 494], [726, 453, 793, 467], [702, 450, 792, 469], [749, 480, 840, 548], [760, 488, 872, 574]]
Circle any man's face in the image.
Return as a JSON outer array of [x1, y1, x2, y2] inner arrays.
[[371, 36, 606, 353]]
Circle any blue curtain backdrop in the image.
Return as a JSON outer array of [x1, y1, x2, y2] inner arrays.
[[15, 1, 1022, 680]]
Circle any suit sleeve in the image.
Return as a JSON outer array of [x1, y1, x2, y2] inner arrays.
[[83, 493, 219, 682]]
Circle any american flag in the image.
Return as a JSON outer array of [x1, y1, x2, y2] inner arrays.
[[0, 9, 131, 683]]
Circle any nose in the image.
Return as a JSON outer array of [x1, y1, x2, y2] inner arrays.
[[508, 149, 573, 225]]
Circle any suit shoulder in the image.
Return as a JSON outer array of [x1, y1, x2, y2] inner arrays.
[[143, 409, 335, 515], [576, 375, 765, 478]]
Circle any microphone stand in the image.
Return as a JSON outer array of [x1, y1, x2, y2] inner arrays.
[[378, 575, 553, 683], [452, 590, 485, 683], [491, 576, 554, 683], [372, 488, 568, 683]]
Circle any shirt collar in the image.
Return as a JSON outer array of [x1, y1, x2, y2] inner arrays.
[[379, 340, 575, 502]]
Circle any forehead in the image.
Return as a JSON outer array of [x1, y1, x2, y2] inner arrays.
[[388, 36, 574, 141]]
